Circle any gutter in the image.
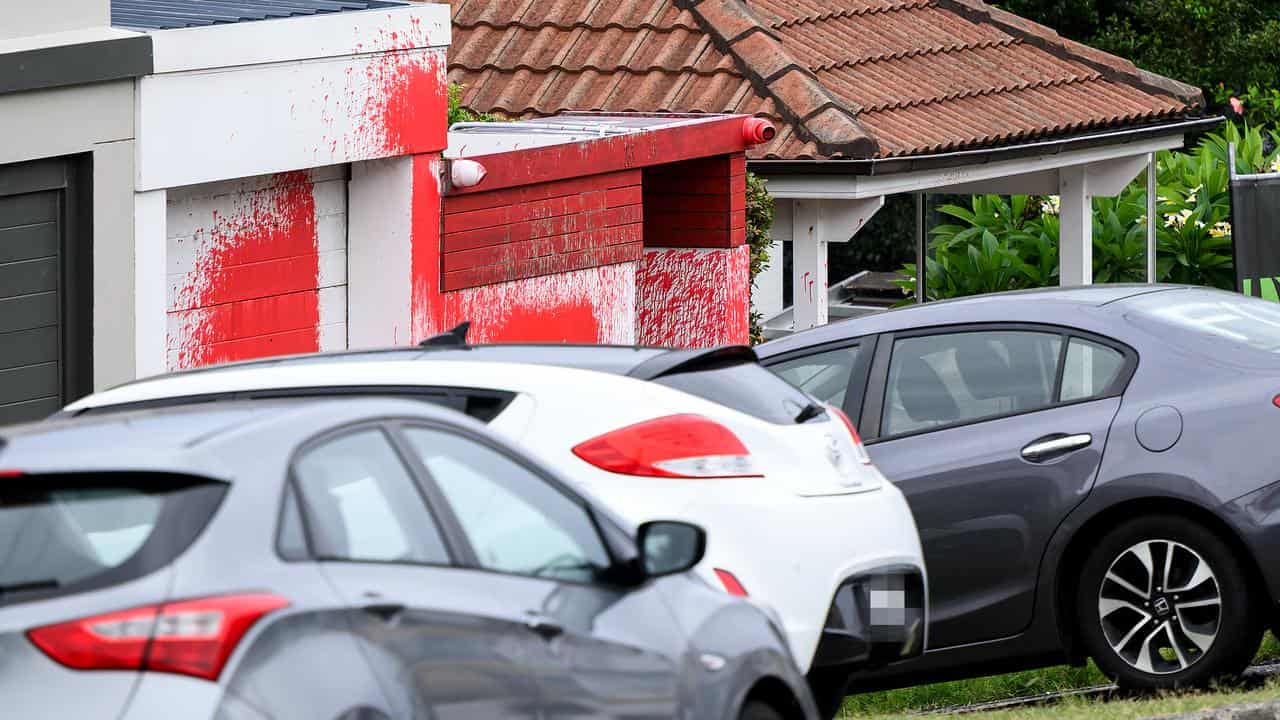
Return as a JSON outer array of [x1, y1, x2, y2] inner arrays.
[[749, 117, 1225, 176]]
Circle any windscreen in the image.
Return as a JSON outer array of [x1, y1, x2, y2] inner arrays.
[[0, 474, 226, 605], [653, 362, 821, 425]]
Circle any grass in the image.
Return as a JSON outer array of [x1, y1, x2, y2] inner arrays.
[[838, 634, 1280, 718]]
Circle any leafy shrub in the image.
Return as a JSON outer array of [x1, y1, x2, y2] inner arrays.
[[895, 123, 1279, 302], [746, 173, 776, 344]]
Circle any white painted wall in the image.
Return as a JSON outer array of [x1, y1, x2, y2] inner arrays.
[[348, 157, 414, 348], [0, 0, 108, 41]]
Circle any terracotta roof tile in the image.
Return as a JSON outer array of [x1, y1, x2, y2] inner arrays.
[[447, 0, 1204, 160]]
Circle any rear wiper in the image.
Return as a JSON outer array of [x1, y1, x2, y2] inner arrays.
[[0, 578, 60, 596], [795, 402, 827, 424]]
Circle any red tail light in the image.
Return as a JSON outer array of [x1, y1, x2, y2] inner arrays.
[[0, 470, 24, 478], [714, 569, 749, 597], [28, 593, 289, 681], [572, 414, 761, 479], [829, 406, 873, 465]]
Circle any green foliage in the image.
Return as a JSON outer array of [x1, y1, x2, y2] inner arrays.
[[993, 0, 1280, 102], [447, 83, 496, 126], [895, 123, 1280, 302], [746, 173, 775, 344], [1214, 85, 1280, 130]]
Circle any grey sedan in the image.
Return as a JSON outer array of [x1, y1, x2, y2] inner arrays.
[[759, 285, 1280, 692], [0, 398, 816, 719]]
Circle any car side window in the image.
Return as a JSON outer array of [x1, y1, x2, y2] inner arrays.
[[770, 345, 860, 407], [1060, 337, 1126, 402], [883, 331, 1063, 437], [293, 429, 450, 564], [401, 427, 611, 584]]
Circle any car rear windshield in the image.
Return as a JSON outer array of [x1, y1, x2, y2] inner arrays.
[[653, 362, 820, 424], [0, 473, 226, 606], [1125, 291, 1280, 366]]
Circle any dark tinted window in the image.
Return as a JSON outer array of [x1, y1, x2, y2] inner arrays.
[[1060, 338, 1126, 402], [654, 363, 815, 424], [403, 427, 610, 583], [0, 474, 225, 605], [883, 331, 1062, 436], [769, 345, 860, 407], [294, 430, 450, 564]]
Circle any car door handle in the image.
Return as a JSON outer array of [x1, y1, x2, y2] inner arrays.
[[362, 603, 406, 623], [1021, 433, 1093, 462], [524, 613, 564, 640]]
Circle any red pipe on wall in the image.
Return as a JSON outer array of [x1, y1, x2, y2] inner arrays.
[[742, 118, 776, 146]]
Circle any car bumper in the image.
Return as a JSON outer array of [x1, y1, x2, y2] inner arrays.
[[571, 469, 928, 673], [810, 565, 926, 669]]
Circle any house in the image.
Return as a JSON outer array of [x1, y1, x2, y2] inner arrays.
[[448, 0, 1215, 330], [0, 0, 767, 425]]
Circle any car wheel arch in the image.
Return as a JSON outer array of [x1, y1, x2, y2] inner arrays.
[[1048, 496, 1271, 661], [741, 675, 805, 720]]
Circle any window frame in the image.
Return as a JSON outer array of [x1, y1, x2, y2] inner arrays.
[[283, 420, 466, 569], [386, 421, 623, 588], [761, 335, 878, 422], [860, 322, 1138, 444]]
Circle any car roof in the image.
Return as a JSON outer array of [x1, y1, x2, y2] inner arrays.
[[0, 397, 472, 477], [151, 344, 669, 378], [758, 284, 1188, 357]]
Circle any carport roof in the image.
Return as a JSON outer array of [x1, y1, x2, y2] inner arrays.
[[449, 0, 1204, 161], [111, 0, 406, 31]]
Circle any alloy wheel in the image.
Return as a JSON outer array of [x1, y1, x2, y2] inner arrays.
[[1097, 539, 1222, 675]]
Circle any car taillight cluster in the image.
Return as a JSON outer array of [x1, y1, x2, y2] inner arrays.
[[27, 593, 288, 681], [572, 414, 762, 479], [829, 406, 873, 465]]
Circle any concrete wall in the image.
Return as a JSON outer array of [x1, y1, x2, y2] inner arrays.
[[0, 0, 109, 41]]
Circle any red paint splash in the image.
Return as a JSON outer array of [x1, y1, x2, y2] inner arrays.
[[410, 154, 445, 341], [636, 247, 750, 348], [359, 36, 447, 156], [170, 172, 320, 369], [458, 297, 601, 343]]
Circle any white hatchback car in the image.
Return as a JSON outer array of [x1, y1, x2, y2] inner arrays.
[[63, 338, 927, 715]]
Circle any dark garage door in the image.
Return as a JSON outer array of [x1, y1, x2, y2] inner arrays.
[[0, 159, 88, 425]]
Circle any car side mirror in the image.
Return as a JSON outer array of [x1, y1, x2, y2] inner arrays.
[[637, 521, 706, 578]]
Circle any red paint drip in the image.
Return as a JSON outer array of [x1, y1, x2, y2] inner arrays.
[[170, 172, 320, 370]]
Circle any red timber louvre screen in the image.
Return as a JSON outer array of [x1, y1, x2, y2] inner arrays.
[[427, 170, 644, 343], [637, 153, 751, 348]]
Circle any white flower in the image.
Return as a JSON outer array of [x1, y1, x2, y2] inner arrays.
[[1164, 209, 1193, 230], [1186, 184, 1203, 205], [1039, 196, 1060, 216], [1271, 156, 1280, 174], [1210, 221, 1232, 238]]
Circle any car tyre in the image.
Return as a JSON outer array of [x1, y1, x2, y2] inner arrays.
[[1075, 515, 1261, 689], [740, 700, 786, 720]]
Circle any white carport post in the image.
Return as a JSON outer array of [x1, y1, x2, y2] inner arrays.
[[774, 197, 884, 331], [1058, 165, 1092, 286]]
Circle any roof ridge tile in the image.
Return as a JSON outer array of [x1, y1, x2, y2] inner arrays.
[[676, 0, 880, 157], [934, 0, 1203, 106]]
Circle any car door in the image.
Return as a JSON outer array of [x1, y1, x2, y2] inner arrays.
[[394, 424, 686, 720], [857, 325, 1133, 649], [290, 426, 542, 719]]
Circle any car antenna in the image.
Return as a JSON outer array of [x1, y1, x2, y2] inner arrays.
[[419, 321, 471, 348]]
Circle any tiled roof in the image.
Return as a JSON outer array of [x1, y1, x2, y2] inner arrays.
[[112, 0, 405, 31], [448, 0, 1203, 160]]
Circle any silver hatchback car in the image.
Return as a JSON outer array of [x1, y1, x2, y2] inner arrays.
[[0, 398, 816, 720]]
